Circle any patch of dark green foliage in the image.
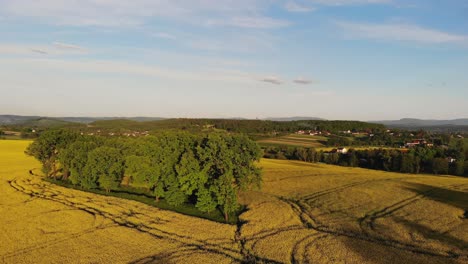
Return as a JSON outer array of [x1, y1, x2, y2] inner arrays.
[[27, 129, 262, 222]]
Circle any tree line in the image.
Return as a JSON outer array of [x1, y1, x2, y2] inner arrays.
[[26, 129, 263, 221], [325, 130, 453, 148], [263, 141, 467, 176], [86, 118, 385, 134]]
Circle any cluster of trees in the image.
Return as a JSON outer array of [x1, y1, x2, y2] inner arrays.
[[344, 143, 467, 176], [263, 146, 320, 162], [26, 130, 263, 221], [263, 140, 468, 176], [326, 136, 352, 147], [321, 148, 466, 176], [325, 130, 454, 148]]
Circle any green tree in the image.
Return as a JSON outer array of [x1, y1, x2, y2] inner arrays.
[[83, 147, 124, 192], [125, 155, 152, 188], [213, 174, 238, 222], [59, 139, 100, 185], [165, 180, 187, 206], [400, 154, 415, 173], [348, 151, 358, 167], [453, 159, 465, 176], [25, 129, 78, 177], [432, 158, 449, 175], [195, 187, 217, 213], [176, 151, 208, 195]]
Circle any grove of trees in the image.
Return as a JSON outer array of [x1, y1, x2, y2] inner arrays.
[[27, 130, 263, 221], [263, 140, 467, 176]]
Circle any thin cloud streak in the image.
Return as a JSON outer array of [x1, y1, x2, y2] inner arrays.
[[53, 42, 85, 50], [335, 21, 468, 44], [0, 0, 290, 29], [293, 77, 315, 84], [260, 76, 283, 84], [284, 2, 315, 12], [311, 0, 392, 5], [207, 16, 291, 29], [30, 49, 48, 55], [0, 57, 263, 84], [151, 32, 177, 40]]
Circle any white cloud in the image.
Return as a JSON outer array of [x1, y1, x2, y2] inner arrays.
[[310, 0, 392, 5], [30, 49, 48, 55], [284, 2, 315, 12], [0, 44, 36, 55], [293, 77, 315, 84], [207, 16, 291, 29], [151, 32, 177, 40], [335, 21, 468, 44], [0, 0, 289, 29], [0, 57, 261, 84], [53, 42, 85, 50], [0, 43, 88, 56], [260, 76, 283, 84], [188, 33, 276, 53]]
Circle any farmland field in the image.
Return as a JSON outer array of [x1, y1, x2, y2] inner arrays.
[[1, 140, 467, 263], [257, 134, 328, 148]]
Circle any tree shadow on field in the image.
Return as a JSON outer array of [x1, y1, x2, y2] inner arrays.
[[129, 248, 188, 264], [393, 217, 467, 255], [339, 183, 468, 264], [340, 235, 460, 264], [404, 183, 468, 212]]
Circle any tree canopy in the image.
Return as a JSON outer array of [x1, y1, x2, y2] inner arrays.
[[27, 130, 262, 221]]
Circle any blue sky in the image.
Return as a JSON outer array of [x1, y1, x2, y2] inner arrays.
[[1, 0, 467, 120]]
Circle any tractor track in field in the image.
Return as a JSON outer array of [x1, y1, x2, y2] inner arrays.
[[358, 183, 468, 236], [8, 175, 288, 264], [300, 176, 419, 203], [283, 197, 467, 261], [290, 233, 327, 264], [5, 162, 467, 263], [8, 177, 244, 262]]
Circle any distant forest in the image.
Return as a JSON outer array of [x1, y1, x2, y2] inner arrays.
[[79, 118, 386, 135]]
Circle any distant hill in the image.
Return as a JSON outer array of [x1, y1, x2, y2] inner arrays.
[[371, 118, 468, 127], [0, 115, 41, 125], [264, 116, 325, 122], [370, 118, 468, 132], [0, 115, 166, 125], [60, 117, 166, 123], [20, 118, 76, 128]]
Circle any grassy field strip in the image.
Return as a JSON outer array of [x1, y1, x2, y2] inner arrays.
[[281, 136, 325, 142], [258, 139, 323, 147]]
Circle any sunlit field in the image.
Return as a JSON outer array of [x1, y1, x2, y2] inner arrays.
[[0, 140, 240, 263], [1, 140, 467, 263], [257, 134, 327, 148], [239, 159, 468, 263]]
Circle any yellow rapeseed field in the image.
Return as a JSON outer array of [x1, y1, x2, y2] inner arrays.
[[0, 140, 240, 264], [239, 159, 468, 263], [1, 140, 467, 263]]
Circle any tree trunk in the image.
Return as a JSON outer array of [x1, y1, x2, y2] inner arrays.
[[62, 168, 69, 180], [155, 196, 160, 203], [224, 211, 229, 222]]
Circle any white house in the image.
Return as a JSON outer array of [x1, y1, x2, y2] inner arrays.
[[337, 147, 348, 154]]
